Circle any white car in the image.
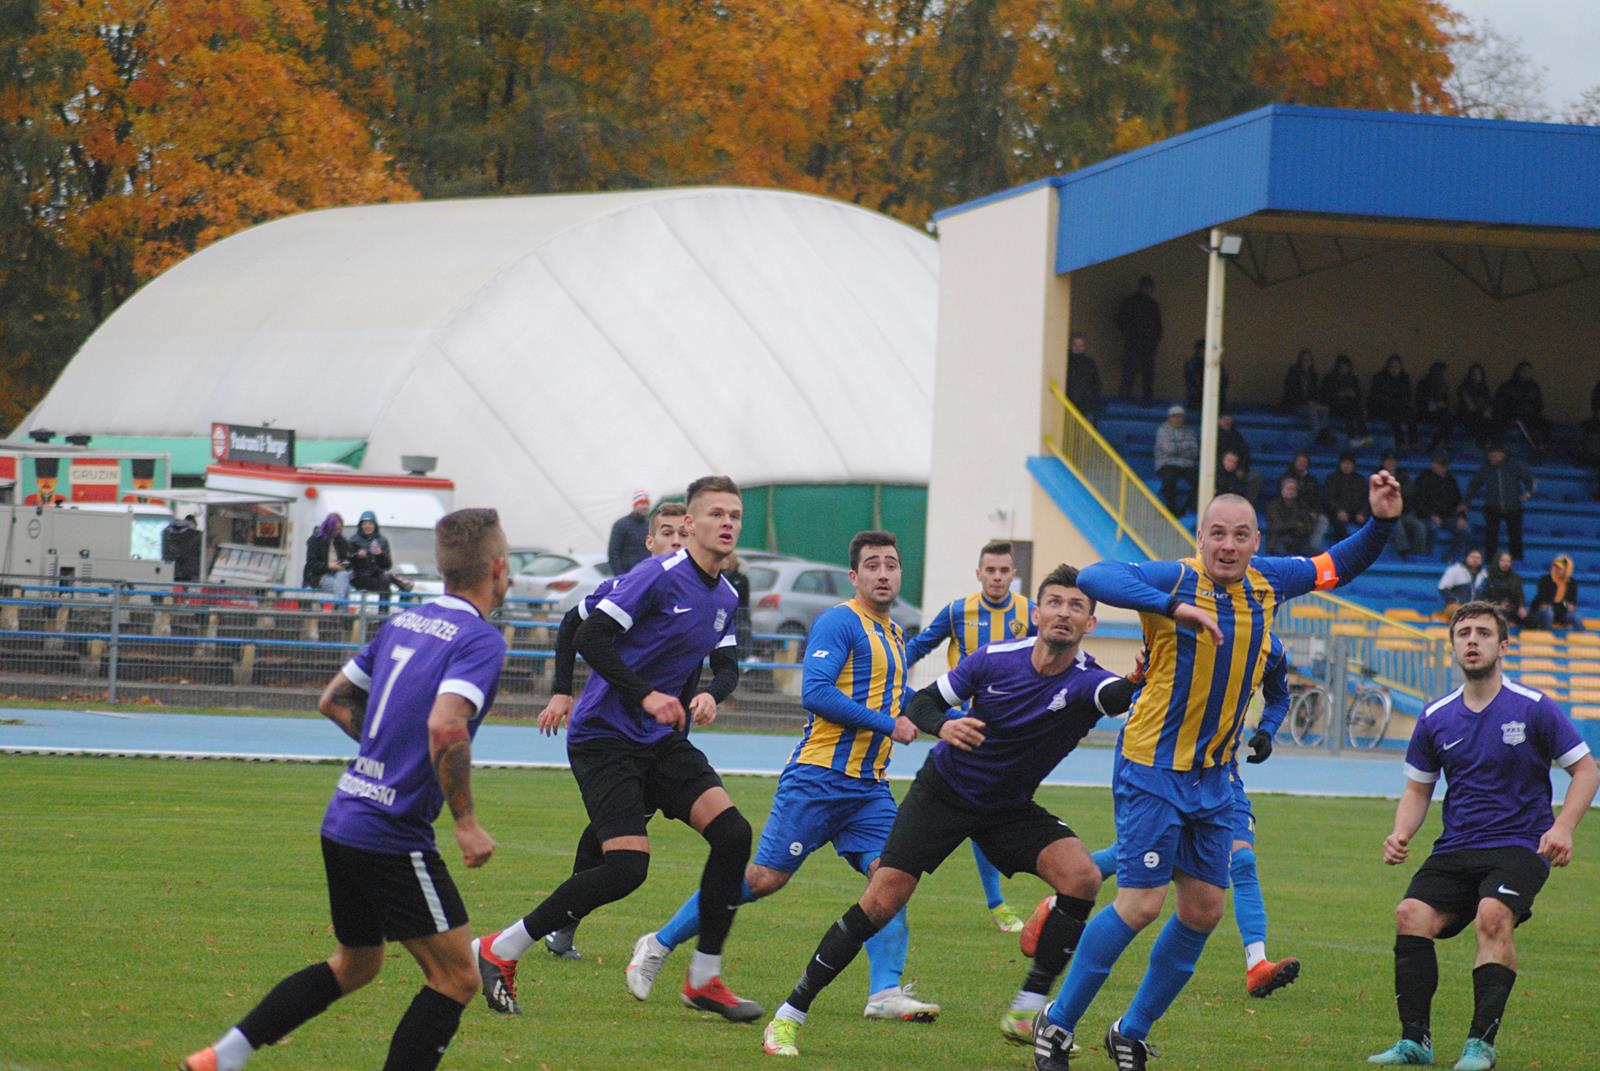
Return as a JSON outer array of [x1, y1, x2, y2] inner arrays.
[[510, 551, 614, 615]]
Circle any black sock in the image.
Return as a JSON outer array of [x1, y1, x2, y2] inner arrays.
[[1394, 935, 1437, 1047], [381, 986, 465, 1071], [236, 961, 343, 1048], [571, 824, 603, 875], [1024, 895, 1094, 995], [785, 904, 883, 1013], [519, 849, 649, 941], [1469, 963, 1516, 1045], [696, 808, 752, 956]]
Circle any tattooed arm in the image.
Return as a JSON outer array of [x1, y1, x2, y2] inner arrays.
[[428, 693, 495, 868], [318, 672, 369, 742]]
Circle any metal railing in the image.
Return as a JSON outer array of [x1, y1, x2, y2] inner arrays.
[[1044, 383, 1450, 712]]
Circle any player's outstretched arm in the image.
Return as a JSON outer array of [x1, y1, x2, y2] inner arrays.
[[1540, 753, 1598, 867], [1077, 559, 1185, 615], [429, 693, 494, 868], [903, 602, 953, 667], [318, 671, 369, 742], [1383, 778, 1433, 865]]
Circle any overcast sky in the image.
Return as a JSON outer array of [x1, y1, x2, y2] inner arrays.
[[1446, 0, 1599, 115]]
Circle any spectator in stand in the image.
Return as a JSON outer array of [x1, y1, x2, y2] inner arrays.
[[1412, 449, 1472, 562], [1482, 550, 1526, 628], [1493, 360, 1549, 449], [303, 512, 351, 599], [1465, 443, 1535, 562], [1216, 450, 1256, 503], [1414, 360, 1453, 451], [1153, 404, 1199, 515], [1116, 274, 1162, 402], [1456, 362, 1495, 448], [1065, 330, 1105, 426], [1215, 413, 1250, 469], [1320, 353, 1371, 445], [1324, 450, 1370, 540], [349, 510, 414, 604], [161, 513, 203, 583], [1266, 476, 1317, 556], [1380, 450, 1427, 559], [1436, 548, 1487, 609], [607, 489, 652, 576], [1281, 349, 1329, 443], [1527, 554, 1583, 631], [1281, 451, 1329, 549], [1369, 353, 1418, 452], [1182, 337, 1230, 411]]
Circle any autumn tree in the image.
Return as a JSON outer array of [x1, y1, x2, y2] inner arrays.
[[1255, 0, 1458, 113]]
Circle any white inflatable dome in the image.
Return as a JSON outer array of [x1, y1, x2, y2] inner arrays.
[[24, 187, 937, 548]]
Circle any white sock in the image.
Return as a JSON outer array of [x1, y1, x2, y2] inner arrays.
[[1245, 941, 1267, 969], [688, 950, 721, 988], [776, 1002, 807, 1025], [491, 921, 535, 962], [867, 985, 902, 1003], [212, 1027, 253, 1071], [1010, 990, 1048, 1013]]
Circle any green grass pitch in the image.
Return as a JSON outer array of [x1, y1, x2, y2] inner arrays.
[[2, 754, 1596, 1070]]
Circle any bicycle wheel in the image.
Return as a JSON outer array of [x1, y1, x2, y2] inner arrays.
[[1288, 687, 1331, 747], [1346, 688, 1393, 749]]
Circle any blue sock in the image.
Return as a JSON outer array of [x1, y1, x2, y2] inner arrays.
[[1230, 847, 1267, 950], [1120, 916, 1210, 1041], [658, 879, 755, 951], [973, 842, 1005, 909], [864, 905, 909, 995], [1091, 842, 1118, 881], [1047, 905, 1139, 1031]]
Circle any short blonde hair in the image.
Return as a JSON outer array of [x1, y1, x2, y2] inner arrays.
[[435, 508, 504, 590]]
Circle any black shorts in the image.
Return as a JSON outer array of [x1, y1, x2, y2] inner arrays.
[[879, 760, 1075, 878], [567, 734, 724, 842], [321, 836, 467, 947], [1404, 846, 1549, 939]]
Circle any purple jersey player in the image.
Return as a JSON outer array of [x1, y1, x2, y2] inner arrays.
[[1370, 601, 1597, 1071], [183, 509, 513, 1071], [760, 564, 1139, 1058]]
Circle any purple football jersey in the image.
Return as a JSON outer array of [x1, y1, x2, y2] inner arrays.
[[321, 595, 507, 854], [567, 549, 739, 746], [1404, 677, 1590, 857], [931, 637, 1122, 807]]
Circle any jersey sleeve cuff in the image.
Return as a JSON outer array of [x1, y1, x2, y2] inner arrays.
[[716, 633, 738, 648], [342, 660, 372, 691], [597, 598, 633, 631], [438, 678, 486, 713], [936, 673, 962, 708], [577, 599, 592, 621], [1555, 741, 1592, 769], [1092, 675, 1115, 716], [1403, 762, 1439, 784]]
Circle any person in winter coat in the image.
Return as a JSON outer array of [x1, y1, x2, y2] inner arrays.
[[1493, 361, 1549, 449], [1319, 353, 1370, 445], [1414, 360, 1453, 451], [1437, 548, 1487, 608], [1482, 551, 1526, 628], [1527, 555, 1583, 630], [303, 512, 351, 598], [349, 510, 414, 604], [1368, 353, 1417, 451], [1456, 362, 1495, 447]]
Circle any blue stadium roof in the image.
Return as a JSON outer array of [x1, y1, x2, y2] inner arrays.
[[934, 105, 1600, 275]]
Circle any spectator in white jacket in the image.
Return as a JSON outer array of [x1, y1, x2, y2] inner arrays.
[[1154, 404, 1199, 515], [1437, 548, 1487, 607]]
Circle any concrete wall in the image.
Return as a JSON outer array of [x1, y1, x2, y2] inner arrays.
[[1065, 233, 1600, 420]]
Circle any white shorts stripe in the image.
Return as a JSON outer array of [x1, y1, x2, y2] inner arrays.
[[410, 851, 449, 933]]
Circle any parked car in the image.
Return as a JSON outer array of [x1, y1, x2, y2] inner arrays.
[[510, 551, 613, 615], [747, 558, 920, 640]]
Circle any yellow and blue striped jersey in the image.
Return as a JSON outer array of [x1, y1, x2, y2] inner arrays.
[[905, 591, 1035, 669], [788, 599, 907, 781]]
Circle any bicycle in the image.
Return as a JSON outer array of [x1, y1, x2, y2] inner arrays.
[[1287, 664, 1393, 749]]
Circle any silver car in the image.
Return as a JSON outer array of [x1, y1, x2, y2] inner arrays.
[[747, 558, 920, 640]]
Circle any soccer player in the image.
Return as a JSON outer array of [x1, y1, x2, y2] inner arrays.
[[180, 508, 513, 1071], [761, 564, 1138, 1058], [1074, 634, 1300, 998], [1034, 475, 1401, 1071], [906, 539, 1037, 932], [1368, 601, 1596, 1070], [474, 476, 759, 1021], [532, 501, 691, 960], [627, 530, 941, 1023]]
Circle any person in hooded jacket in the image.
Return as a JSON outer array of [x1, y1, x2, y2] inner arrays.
[[1527, 555, 1582, 631], [303, 513, 352, 598], [349, 510, 415, 606]]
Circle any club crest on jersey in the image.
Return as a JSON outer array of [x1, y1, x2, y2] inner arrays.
[[714, 609, 728, 632], [1501, 720, 1526, 746], [1048, 687, 1069, 711], [1010, 619, 1026, 637]]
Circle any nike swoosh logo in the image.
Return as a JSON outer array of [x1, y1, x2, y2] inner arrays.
[[1497, 885, 1519, 896], [1442, 739, 1464, 750], [672, 606, 693, 614], [986, 685, 1012, 696]]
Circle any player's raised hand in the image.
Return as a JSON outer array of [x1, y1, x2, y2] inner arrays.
[[890, 715, 918, 744], [1382, 830, 1410, 865], [938, 716, 986, 751], [1127, 647, 1149, 686], [643, 690, 686, 731], [1538, 825, 1574, 867], [1173, 602, 1224, 645], [689, 692, 719, 726], [1369, 471, 1403, 519], [456, 819, 496, 868], [537, 693, 573, 736]]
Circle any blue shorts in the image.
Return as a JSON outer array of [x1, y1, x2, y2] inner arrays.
[[753, 764, 896, 874], [1229, 772, 1256, 845], [1113, 767, 1233, 889]]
